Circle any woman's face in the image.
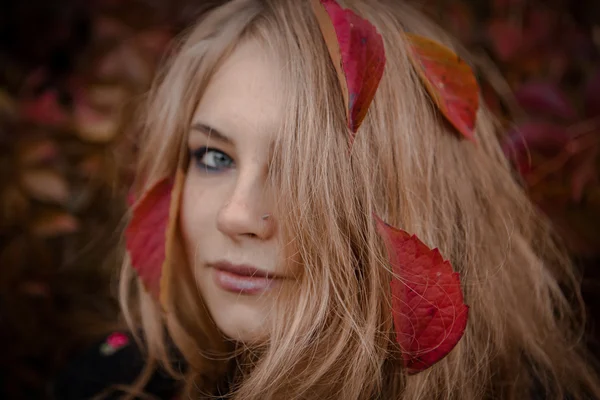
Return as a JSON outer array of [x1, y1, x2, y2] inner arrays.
[[180, 39, 290, 342]]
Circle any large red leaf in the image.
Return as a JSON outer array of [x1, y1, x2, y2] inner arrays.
[[376, 216, 469, 373], [125, 170, 185, 301], [405, 34, 479, 142], [310, 0, 386, 134], [125, 177, 173, 298]]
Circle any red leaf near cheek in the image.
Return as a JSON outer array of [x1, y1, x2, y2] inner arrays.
[[125, 171, 185, 301], [311, 0, 386, 134], [405, 34, 479, 142], [376, 216, 469, 373], [126, 177, 173, 297]]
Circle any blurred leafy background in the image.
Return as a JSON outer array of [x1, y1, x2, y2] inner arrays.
[[0, 0, 598, 398]]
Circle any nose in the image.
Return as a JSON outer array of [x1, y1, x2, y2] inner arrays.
[[217, 172, 276, 240]]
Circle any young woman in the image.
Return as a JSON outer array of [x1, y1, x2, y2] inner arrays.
[[56, 0, 600, 399]]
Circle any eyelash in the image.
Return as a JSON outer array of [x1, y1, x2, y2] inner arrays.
[[191, 146, 235, 172]]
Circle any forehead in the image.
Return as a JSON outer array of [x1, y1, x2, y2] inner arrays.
[[192, 39, 284, 141]]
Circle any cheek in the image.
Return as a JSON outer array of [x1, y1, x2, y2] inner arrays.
[[179, 174, 218, 252]]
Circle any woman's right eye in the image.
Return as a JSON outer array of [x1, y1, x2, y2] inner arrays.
[[191, 147, 235, 172]]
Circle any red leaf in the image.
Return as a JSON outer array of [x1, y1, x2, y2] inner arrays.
[[514, 82, 577, 121], [125, 170, 186, 302], [125, 178, 173, 297], [405, 34, 479, 142], [125, 177, 172, 298], [310, 0, 386, 134], [376, 216, 468, 373]]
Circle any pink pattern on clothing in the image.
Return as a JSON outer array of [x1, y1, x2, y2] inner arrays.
[[100, 332, 130, 356]]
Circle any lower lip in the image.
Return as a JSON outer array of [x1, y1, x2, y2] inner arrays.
[[212, 268, 280, 295]]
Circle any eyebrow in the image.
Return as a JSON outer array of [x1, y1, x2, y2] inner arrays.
[[190, 122, 233, 145]]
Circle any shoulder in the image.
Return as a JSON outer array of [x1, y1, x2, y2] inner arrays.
[[52, 331, 181, 400]]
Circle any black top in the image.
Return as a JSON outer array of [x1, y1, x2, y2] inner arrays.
[[52, 331, 180, 400]]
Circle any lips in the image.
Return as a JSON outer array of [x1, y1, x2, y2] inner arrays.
[[210, 261, 282, 295]]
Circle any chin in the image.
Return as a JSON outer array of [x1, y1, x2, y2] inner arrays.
[[210, 300, 271, 343], [197, 272, 272, 343]]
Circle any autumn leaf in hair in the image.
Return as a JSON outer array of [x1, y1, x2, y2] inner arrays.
[[376, 216, 469, 374], [310, 0, 386, 134], [310, 0, 468, 373], [125, 170, 185, 304], [405, 34, 479, 142]]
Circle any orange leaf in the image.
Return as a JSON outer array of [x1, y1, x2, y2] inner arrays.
[[311, 0, 386, 134], [376, 216, 469, 373], [405, 34, 479, 142]]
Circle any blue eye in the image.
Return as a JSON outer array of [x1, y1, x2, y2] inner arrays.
[[191, 147, 234, 172]]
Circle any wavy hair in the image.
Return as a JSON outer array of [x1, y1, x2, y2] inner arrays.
[[119, 1, 600, 398]]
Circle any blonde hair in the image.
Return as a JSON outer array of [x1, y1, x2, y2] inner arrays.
[[119, 0, 600, 398]]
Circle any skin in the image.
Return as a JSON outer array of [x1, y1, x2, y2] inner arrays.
[[180, 39, 289, 342]]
